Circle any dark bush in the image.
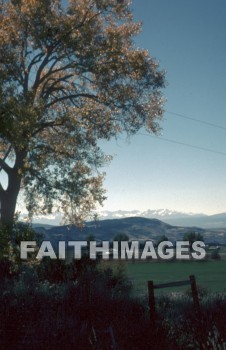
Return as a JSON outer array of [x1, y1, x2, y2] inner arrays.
[[211, 249, 221, 260], [0, 258, 16, 280], [1, 252, 226, 349], [0, 220, 42, 266]]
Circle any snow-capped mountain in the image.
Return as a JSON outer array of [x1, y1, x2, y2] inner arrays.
[[96, 209, 205, 221], [20, 212, 64, 226], [20, 209, 206, 227], [20, 209, 226, 228]]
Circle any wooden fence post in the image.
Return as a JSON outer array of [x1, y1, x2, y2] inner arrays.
[[148, 280, 156, 328], [148, 275, 201, 330], [189, 275, 200, 313]]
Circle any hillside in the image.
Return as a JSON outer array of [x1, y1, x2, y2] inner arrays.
[[27, 209, 226, 228], [33, 217, 226, 245]]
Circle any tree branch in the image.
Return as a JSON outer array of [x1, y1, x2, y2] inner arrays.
[[27, 52, 46, 75], [0, 145, 12, 173], [32, 48, 55, 93], [0, 181, 4, 193], [32, 120, 65, 137], [38, 60, 76, 92], [41, 73, 74, 99], [0, 158, 12, 175], [45, 93, 98, 108]]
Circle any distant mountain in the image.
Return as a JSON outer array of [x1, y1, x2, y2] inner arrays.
[[22, 209, 226, 229], [97, 208, 202, 220], [162, 212, 226, 228], [97, 209, 207, 225], [21, 212, 63, 226], [95, 210, 226, 229], [33, 217, 226, 246]]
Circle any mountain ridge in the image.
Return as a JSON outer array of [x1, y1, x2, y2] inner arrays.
[[26, 209, 226, 228], [33, 216, 226, 246]]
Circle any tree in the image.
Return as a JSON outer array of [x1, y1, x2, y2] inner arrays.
[[0, 0, 165, 227], [157, 235, 168, 246], [113, 232, 129, 256], [113, 233, 129, 242], [157, 234, 168, 253], [183, 232, 204, 250], [86, 233, 95, 242]]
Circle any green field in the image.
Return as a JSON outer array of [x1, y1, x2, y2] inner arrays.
[[126, 260, 226, 296]]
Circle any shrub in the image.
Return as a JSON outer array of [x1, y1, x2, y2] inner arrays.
[[0, 258, 15, 280], [154, 292, 226, 349], [1, 253, 226, 349], [0, 220, 42, 270], [211, 249, 221, 260]]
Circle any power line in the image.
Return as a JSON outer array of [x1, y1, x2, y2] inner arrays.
[[139, 133, 226, 157], [165, 110, 226, 131]]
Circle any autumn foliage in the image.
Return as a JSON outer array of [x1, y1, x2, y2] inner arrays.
[[0, 0, 165, 226]]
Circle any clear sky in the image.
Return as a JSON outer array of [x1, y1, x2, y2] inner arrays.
[[98, 0, 226, 215]]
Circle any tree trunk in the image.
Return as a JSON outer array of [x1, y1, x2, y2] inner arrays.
[[0, 151, 24, 227], [0, 173, 21, 226]]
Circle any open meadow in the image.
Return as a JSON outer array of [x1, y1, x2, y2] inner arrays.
[[126, 260, 226, 296]]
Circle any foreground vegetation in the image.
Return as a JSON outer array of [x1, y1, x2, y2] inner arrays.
[[1, 223, 226, 349], [1, 256, 226, 350]]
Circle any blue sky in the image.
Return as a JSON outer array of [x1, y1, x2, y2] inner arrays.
[[99, 0, 226, 215]]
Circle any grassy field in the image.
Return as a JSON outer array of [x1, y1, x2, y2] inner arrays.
[[126, 260, 226, 296]]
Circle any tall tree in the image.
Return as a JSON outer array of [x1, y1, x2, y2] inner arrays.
[[0, 0, 165, 226]]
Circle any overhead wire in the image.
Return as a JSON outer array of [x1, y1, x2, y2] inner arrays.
[[165, 110, 226, 131], [1, 109, 226, 161], [139, 133, 226, 157], [138, 109, 226, 156]]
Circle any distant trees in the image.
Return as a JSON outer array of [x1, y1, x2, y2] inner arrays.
[[157, 235, 168, 245], [113, 233, 129, 255], [0, 0, 165, 227], [86, 233, 95, 242], [156, 235, 169, 254], [183, 232, 204, 249], [113, 233, 129, 242], [210, 248, 221, 260]]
